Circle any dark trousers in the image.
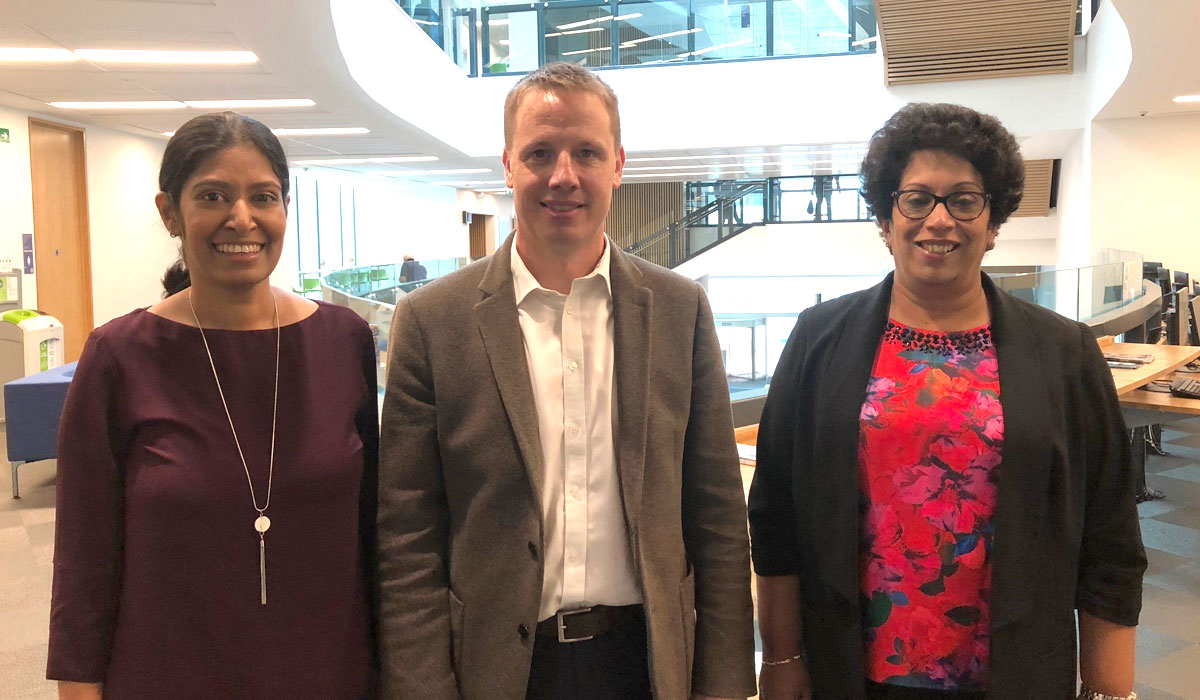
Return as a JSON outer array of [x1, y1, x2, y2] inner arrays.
[[866, 680, 987, 700], [525, 612, 652, 700]]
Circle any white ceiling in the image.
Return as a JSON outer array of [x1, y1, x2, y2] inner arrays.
[[0, 0, 1194, 187]]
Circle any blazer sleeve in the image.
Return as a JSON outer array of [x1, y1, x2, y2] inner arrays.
[[746, 313, 807, 577], [376, 297, 460, 700], [681, 284, 757, 699], [46, 332, 124, 682], [1074, 323, 1146, 626]]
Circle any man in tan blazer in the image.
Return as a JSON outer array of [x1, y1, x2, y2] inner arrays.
[[377, 62, 755, 700]]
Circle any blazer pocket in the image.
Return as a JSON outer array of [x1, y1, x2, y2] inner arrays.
[[448, 587, 466, 675], [679, 562, 697, 687]]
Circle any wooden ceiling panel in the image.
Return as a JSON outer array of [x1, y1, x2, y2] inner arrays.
[[876, 0, 1077, 86], [1012, 159, 1054, 218]]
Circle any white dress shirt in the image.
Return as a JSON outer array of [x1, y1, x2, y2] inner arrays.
[[511, 236, 643, 621]]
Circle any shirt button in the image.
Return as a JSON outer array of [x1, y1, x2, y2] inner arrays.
[[569, 424, 580, 435], [568, 360, 578, 373], [569, 487, 582, 500], [565, 307, 574, 315], [568, 550, 579, 562], [518, 623, 530, 640], [528, 541, 539, 560]]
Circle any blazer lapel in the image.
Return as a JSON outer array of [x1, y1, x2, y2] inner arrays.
[[474, 237, 547, 506], [813, 275, 893, 608], [984, 274, 1048, 630], [609, 249, 652, 539]]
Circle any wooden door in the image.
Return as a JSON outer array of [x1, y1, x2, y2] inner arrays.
[[28, 119, 94, 362], [469, 214, 490, 260]]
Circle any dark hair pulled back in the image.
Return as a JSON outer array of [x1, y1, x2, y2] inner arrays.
[[158, 111, 289, 296]]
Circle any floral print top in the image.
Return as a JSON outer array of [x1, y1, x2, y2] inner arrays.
[[857, 319, 1003, 691]]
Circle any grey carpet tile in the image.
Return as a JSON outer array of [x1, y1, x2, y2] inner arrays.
[[1136, 682, 1195, 700], [1141, 519, 1200, 560], [0, 643, 55, 700], [1148, 473, 1200, 507], [1138, 642, 1200, 700], [1159, 464, 1200, 484], [1163, 432, 1200, 451], [1145, 547, 1196, 579], [1141, 499, 1183, 519], [1146, 561, 1200, 597], [1138, 583, 1200, 645], [1154, 505, 1200, 530], [1137, 626, 1196, 666]]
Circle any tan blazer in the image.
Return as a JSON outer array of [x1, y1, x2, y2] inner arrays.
[[377, 237, 756, 700]]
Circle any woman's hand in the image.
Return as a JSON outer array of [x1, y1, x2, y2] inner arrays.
[[58, 681, 102, 700], [759, 657, 813, 700]]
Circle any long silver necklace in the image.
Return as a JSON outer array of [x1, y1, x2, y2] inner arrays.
[[188, 289, 279, 606]]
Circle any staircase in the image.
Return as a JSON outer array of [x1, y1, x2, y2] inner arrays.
[[625, 181, 767, 269]]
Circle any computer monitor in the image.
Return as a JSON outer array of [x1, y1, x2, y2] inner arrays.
[[1168, 288, 1189, 345], [1143, 261, 1163, 280], [1157, 268, 1172, 313], [1174, 270, 1190, 293], [1191, 296, 1200, 347]]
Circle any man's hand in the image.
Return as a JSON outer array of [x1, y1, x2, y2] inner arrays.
[[757, 657, 813, 700]]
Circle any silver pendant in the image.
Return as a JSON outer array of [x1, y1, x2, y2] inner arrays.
[[259, 534, 267, 606], [254, 515, 271, 533]]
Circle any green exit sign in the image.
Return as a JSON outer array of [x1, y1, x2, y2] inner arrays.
[[0, 128, 9, 143]]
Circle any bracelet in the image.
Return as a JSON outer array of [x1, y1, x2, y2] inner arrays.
[[1079, 686, 1137, 700], [760, 653, 804, 667]]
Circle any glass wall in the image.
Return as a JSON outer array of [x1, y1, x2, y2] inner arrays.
[[687, 173, 872, 224], [397, 0, 877, 76]]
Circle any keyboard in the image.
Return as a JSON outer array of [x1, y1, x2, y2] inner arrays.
[[1170, 377, 1200, 399]]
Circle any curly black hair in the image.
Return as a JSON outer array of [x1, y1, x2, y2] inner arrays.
[[859, 103, 1025, 227]]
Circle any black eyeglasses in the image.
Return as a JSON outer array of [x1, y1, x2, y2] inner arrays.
[[892, 190, 990, 222]]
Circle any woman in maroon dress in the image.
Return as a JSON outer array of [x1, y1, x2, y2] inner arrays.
[[48, 112, 378, 699]]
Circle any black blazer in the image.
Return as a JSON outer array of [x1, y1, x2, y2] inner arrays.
[[747, 273, 1146, 700]]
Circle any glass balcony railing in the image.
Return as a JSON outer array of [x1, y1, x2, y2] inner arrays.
[[317, 257, 473, 396], [397, 0, 878, 76], [709, 251, 1147, 401], [318, 250, 1147, 404]]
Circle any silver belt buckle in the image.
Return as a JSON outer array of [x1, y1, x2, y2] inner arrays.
[[557, 606, 594, 643]]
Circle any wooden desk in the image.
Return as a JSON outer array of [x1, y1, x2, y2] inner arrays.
[[1099, 341, 1200, 395]]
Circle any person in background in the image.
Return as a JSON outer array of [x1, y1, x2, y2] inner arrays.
[[398, 254, 425, 284], [375, 62, 755, 700], [749, 103, 1146, 700], [47, 111, 378, 700]]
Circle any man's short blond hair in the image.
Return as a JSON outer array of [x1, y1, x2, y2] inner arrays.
[[503, 62, 621, 149]]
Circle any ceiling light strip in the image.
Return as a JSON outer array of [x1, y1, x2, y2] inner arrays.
[[0, 48, 78, 62], [74, 49, 258, 64]]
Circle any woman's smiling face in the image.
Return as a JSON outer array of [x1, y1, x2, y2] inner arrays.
[[881, 149, 997, 295]]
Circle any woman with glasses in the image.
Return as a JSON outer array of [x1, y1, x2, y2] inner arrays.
[[749, 103, 1145, 700]]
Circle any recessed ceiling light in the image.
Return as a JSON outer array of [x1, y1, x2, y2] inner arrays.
[[164, 127, 370, 138], [271, 127, 370, 136], [74, 49, 258, 64], [369, 156, 439, 163], [54, 100, 186, 110], [290, 156, 439, 165], [376, 168, 493, 176], [0, 48, 78, 62], [184, 99, 316, 109], [1173, 95, 1200, 103]]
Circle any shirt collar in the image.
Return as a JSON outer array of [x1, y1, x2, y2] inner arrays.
[[511, 234, 613, 306]]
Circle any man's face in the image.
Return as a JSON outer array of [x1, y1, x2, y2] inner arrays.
[[503, 88, 624, 261]]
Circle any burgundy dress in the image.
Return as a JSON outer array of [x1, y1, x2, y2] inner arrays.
[[47, 302, 378, 700]]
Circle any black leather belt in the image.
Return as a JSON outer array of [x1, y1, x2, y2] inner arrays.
[[535, 605, 643, 643]]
